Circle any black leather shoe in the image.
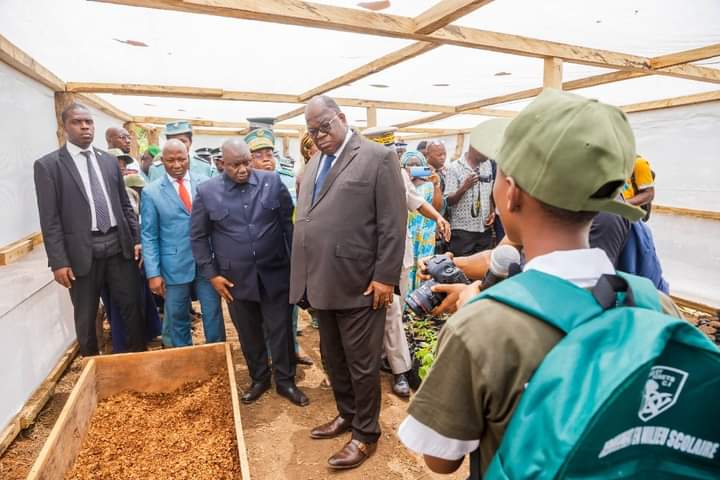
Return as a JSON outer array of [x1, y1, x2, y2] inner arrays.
[[392, 373, 411, 398], [277, 384, 309, 406], [241, 381, 271, 404]]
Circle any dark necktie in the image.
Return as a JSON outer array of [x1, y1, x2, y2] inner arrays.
[[313, 154, 335, 204], [81, 150, 112, 233]]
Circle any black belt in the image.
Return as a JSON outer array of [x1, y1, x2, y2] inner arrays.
[[91, 226, 118, 236]]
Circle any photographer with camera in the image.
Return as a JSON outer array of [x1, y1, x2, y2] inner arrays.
[[445, 119, 510, 256]]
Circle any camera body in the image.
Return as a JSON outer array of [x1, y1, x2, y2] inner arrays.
[[406, 255, 470, 315]]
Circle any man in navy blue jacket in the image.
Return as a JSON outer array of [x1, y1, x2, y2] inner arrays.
[[190, 138, 308, 406]]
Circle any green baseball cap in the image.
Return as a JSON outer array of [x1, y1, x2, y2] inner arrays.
[[496, 89, 644, 221], [124, 174, 146, 188], [469, 118, 512, 158]]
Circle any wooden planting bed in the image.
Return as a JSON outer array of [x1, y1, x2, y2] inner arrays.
[[26, 343, 251, 480]]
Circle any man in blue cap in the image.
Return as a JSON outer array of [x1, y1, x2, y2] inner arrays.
[[245, 126, 297, 202], [148, 121, 216, 181]]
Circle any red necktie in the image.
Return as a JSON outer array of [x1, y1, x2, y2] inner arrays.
[[177, 178, 192, 212]]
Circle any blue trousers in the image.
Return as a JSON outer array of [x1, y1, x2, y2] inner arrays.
[[164, 277, 223, 347]]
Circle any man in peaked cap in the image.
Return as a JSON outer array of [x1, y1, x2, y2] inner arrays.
[[395, 140, 408, 159], [245, 126, 297, 202], [148, 121, 216, 181]]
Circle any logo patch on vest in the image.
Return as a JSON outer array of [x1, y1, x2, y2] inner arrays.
[[638, 366, 688, 422]]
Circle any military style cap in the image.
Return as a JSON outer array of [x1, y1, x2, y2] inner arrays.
[[363, 126, 397, 146], [165, 120, 193, 137], [195, 147, 214, 159], [210, 147, 222, 160], [469, 118, 512, 158], [245, 128, 275, 152], [496, 89, 644, 221], [124, 174, 146, 188], [108, 148, 133, 163], [247, 117, 276, 129]]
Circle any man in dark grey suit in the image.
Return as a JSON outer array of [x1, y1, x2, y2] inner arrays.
[[190, 139, 308, 407], [33, 103, 145, 356], [291, 96, 407, 469]]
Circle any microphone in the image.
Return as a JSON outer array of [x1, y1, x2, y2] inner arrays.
[[481, 245, 522, 290]]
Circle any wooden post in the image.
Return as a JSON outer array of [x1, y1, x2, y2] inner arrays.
[[53, 92, 79, 146], [123, 121, 140, 159], [543, 57, 563, 89], [366, 107, 377, 128], [454, 133, 465, 160], [282, 136, 290, 158], [147, 127, 161, 146]]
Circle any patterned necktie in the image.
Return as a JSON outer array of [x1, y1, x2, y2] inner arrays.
[[313, 154, 335, 204], [176, 178, 192, 212], [81, 150, 111, 233]]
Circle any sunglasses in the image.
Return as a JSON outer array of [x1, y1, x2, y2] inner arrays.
[[307, 113, 339, 138]]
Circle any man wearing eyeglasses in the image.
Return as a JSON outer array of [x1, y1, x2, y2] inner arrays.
[[445, 119, 510, 256], [290, 95, 406, 470], [106, 126, 142, 175]]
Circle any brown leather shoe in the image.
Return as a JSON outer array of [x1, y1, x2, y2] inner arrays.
[[328, 439, 377, 469], [310, 415, 352, 439]]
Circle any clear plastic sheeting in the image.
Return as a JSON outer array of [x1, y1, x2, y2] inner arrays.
[[649, 213, 720, 306], [0, 61, 57, 246], [0, 248, 75, 435], [1, 0, 719, 131], [630, 101, 720, 211], [459, 0, 720, 57]]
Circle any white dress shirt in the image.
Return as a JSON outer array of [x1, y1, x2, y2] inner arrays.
[[166, 171, 193, 205], [398, 248, 616, 460], [66, 142, 118, 231], [314, 128, 353, 182]]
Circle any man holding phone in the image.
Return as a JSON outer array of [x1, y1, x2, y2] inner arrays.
[[444, 119, 510, 256]]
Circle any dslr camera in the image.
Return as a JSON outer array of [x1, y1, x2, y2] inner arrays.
[[405, 255, 470, 315]]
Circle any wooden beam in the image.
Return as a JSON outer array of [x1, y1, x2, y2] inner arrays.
[[621, 90, 720, 113], [76, 93, 133, 121], [393, 112, 455, 129], [298, 42, 437, 101], [0, 34, 65, 91], [275, 106, 306, 123], [543, 57, 563, 89], [366, 107, 377, 128], [66, 82, 299, 103], [398, 127, 470, 134], [54, 92, 78, 146], [193, 127, 299, 137], [123, 121, 140, 158], [0, 232, 43, 265], [650, 43, 720, 70], [653, 204, 720, 222], [94, 0, 650, 71], [414, 0, 494, 34], [453, 132, 465, 159]]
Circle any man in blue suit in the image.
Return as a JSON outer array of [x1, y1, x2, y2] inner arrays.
[[141, 139, 223, 347], [190, 138, 308, 407]]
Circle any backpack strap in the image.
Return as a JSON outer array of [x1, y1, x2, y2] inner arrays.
[[467, 269, 663, 334]]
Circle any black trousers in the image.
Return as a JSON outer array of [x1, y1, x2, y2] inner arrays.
[[317, 306, 386, 444], [449, 228, 496, 257], [68, 230, 145, 356], [228, 294, 296, 388]]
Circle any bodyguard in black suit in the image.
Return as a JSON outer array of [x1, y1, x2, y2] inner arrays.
[[190, 139, 308, 406], [33, 103, 145, 356]]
